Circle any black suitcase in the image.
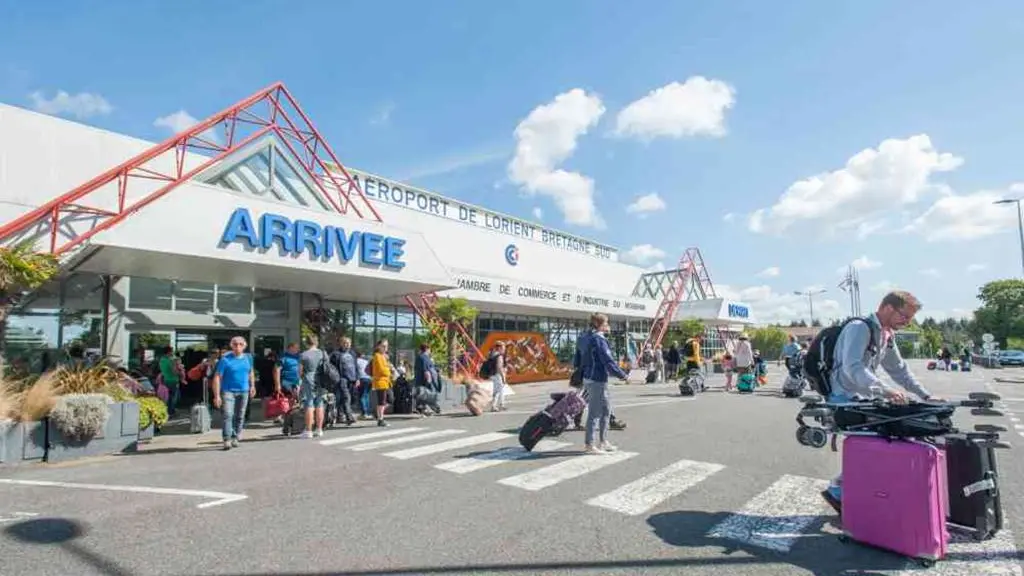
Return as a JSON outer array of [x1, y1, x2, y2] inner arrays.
[[645, 370, 657, 384], [945, 436, 1003, 540], [519, 411, 554, 451]]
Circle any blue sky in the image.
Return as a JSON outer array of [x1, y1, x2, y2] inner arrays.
[[2, 0, 1023, 325]]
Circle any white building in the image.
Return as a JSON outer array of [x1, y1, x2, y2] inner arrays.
[[0, 91, 757, 386]]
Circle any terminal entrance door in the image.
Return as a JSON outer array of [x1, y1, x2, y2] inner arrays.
[[252, 331, 286, 397]]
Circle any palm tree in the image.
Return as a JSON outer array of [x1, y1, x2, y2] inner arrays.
[[432, 297, 479, 378], [0, 242, 60, 369]]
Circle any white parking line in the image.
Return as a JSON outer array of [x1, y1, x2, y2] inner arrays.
[[434, 440, 572, 474], [383, 432, 513, 460], [497, 451, 638, 491], [347, 429, 464, 452], [706, 475, 830, 553], [0, 479, 247, 509], [586, 459, 726, 516], [0, 511, 39, 523], [319, 427, 426, 446]]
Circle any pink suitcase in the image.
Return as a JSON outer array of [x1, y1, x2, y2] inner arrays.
[[841, 435, 948, 566]]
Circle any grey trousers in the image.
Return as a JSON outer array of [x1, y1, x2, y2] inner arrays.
[[583, 379, 611, 446]]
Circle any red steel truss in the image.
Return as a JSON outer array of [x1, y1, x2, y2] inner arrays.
[[641, 247, 717, 352], [0, 82, 380, 255], [405, 292, 485, 380]]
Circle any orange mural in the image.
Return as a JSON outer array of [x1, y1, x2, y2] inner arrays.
[[478, 331, 572, 384]]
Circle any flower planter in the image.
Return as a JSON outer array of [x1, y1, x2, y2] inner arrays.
[[138, 423, 155, 442], [46, 401, 141, 463], [0, 420, 48, 466]]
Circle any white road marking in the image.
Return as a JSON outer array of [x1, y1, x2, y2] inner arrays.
[[318, 427, 426, 446], [434, 440, 572, 474], [0, 479, 247, 509], [894, 527, 1022, 576], [347, 429, 464, 451], [383, 432, 514, 460], [586, 459, 726, 516], [497, 451, 638, 491], [1014, 424, 1024, 430], [1010, 417, 1021, 423], [0, 511, 39, 523], [706, 474, 830, 553]]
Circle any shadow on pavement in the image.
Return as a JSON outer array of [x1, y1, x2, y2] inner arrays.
[[646, 509, 1022, 575], [4, 517, 133, 576]]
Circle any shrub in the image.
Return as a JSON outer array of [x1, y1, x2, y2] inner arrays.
[[0, 378, 17, 421], [16, 374, 57, 421], [137, 396, 168, 430], [52, 363, 120, 395], [49, 393, 111, 441]]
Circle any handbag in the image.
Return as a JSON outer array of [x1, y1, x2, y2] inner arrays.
[[264, 392, 291, 420]]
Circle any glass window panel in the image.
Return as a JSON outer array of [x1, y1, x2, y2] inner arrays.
[[254, 289, 288, 315], [174, 281, 215, 313], [217, 285, 253, 314], [128, 277, 173, 310], [3, 313, 61, 375], [355, 305, 375, 326], [62, 273, 105, 311], [395, 328, 415, 369], [60, 311, 103, 349], [375, 305, 396, 328], [353, 326, 374, 358], [396, 306, 414, 328]]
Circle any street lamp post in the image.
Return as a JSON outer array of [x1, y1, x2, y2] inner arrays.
[[794, 288, 827, 326], [994, 198, 1024, 277]]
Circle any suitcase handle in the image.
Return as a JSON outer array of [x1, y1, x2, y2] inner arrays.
[[963, 477, 996, 497]]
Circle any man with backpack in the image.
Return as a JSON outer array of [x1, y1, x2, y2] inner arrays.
[[329, 336, 358, 427], [804, 290, 937, 513], [682, 335, 702, 373], [298, 334, 337, 438]]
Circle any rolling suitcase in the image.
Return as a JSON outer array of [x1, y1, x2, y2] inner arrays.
[[645, 370, 657, 384], [547, 389, 586, 422], [945, 436, 1003, 540], [519, 411, 554, 451], [190, 403, 211, 434], [840, 436, 947, 566]]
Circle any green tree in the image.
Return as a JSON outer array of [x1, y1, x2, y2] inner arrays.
[[663, 318, 705, 344], [433, 297, 479, 378], [919, 327, 943, 357], [748, 326, 790, 360], [971, 279, 1024, 347], [897, 339, 916, 359], [0, 242, 59, 370]]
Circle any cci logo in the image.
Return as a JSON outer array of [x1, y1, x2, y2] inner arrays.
[[504, 244, 519, 266]]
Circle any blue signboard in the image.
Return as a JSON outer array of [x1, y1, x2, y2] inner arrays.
[[220, 207, 406, 270], [727, 303, 749, 319]]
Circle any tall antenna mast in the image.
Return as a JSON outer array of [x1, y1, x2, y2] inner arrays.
[[838, 265, 862, 317]]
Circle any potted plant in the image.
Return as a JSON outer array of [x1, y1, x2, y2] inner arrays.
[[136, 396, 168, 441], [0, 375, 54, 465], [44, 364, 141, 462]]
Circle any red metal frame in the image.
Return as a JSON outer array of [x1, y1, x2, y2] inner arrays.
[[0, 82, 381, 255], [405, 292, 485, 379], [641, 247, 717, 352]]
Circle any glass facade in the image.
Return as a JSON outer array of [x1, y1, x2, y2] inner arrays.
[[126, 277, 287, 316]]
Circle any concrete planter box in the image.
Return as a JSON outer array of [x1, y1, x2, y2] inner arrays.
[[0, 420, 47, 466], [439, 378, 468, 409], [46, 401, 141, 463], [138, 423, 155, 442]]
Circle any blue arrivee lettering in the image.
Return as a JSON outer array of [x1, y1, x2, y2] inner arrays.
[[220, 208, 406, 270]]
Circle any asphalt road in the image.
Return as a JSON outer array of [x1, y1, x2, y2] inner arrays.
[[1, 360, 1022, 576]]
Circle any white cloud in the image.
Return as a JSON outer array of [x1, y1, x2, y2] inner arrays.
[[718, 283, 844, 325], [620, 244, 666, 267], [903, 184, 1023, 241], [508, 89, 606, 228], [756, 266, 781, 278], [645, 261, 667, 272], [613, 76, 736, 140], [625, 192, 667, 217], [748, 134, 963, 238], [29, 90, 112, 119], [966, 263, 988, 272], [531, 207, 543, 220], [394, 147, 507, 181], [722, 212, 736, 223], [871, 280, 898, 293], [154, 109, 219, 142], [837, 255, 882, 274], [920, 268, 941, 277]]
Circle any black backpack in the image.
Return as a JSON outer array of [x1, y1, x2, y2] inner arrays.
[[316, 350, 342, 389], [479, 355, 497, 379], [802, 317, 878, 397]]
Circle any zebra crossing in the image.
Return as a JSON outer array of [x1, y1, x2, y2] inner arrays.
[[319, 425, 1022, 574]]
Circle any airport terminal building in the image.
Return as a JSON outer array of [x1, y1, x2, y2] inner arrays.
[[0, 89, 757, 383]]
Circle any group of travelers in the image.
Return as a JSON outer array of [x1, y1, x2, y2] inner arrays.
[[639, 337, 703, 383]]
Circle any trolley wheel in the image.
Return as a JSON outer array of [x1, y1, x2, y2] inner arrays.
[[918, 558, 936, 568], [807, 427, 829, 448], [796, 426, 810, 446], [837, 534, 850, 544]]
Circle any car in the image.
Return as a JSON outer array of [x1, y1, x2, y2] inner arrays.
[[998, 349, 1024, 367]]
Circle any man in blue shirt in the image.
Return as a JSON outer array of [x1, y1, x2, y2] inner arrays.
[[212, 336, 255, 451], [574, 313, 628, 454], [274, 342, 301, 398], [780, 335, 801, 369]]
